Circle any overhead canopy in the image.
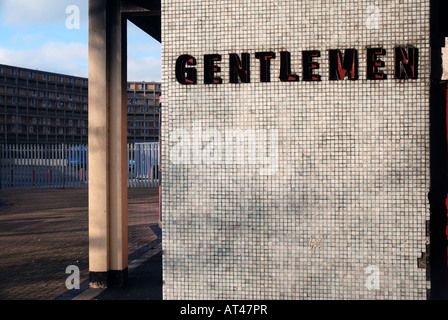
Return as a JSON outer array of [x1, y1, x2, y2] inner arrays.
[[122, 0, 161, 42]]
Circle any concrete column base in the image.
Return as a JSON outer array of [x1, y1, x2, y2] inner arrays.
[[89, 269, 129, 289]]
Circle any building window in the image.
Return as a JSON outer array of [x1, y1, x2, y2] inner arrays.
[[58, 128, 64, 134], [42, 73, 49, 81], [28, 126, 34, 133], [29, 72, 34, 79]]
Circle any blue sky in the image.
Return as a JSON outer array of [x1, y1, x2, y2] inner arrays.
[[0, 0, 161, 81]]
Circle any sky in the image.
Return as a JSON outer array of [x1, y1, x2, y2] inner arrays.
[[0, 0, 161, 82]]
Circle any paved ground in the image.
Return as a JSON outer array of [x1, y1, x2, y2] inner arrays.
[[0, 187, 160, 300]]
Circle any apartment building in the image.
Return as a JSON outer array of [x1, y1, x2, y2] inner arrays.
[[127, 81, 161, 143], [0, 64, 160, 144]]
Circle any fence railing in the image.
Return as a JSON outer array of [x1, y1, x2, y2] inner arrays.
[[127, 142, 160, 188], [0, 143, 159, 189]]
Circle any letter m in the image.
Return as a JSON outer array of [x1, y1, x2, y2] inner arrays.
[[329, 49, 358, 80]]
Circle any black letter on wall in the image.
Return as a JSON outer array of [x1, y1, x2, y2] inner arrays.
[[395, 47, 418, 79], [366, 48, 387, 80], [255, 52, 276, 82], [229, 53, 250, 83], [329, 49, 358, 80], [279, 51, 299, 81], [175, 54, 197, 84], [302, 51, 321, 81], [204, 54, 223, 84]]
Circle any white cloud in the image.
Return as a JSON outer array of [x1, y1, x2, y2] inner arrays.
[[128, 56, 161, 82], [129, 42, 161, 57], [127, 24, 161, 82], [0, 1, 160, 82], [0, 0, 88, 26], [0, 41, 88, 77], [0, 40, 160, 81]]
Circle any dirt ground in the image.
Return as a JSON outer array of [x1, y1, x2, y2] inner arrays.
[[0, 187, 159, 300]]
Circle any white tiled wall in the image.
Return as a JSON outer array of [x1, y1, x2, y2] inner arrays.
[[161, 0, 430, 299]]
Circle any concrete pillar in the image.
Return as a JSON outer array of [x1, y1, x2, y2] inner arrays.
[[88, 0, 128, 288]]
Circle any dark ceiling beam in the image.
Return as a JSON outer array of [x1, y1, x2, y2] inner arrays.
[[128, 15, 161, 42], [122, 0, 160, 12], [121, 0, 161, 42]]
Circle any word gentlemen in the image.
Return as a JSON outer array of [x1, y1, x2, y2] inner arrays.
[[175, 47, 418, 84]]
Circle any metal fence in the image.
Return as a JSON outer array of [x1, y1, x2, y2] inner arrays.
[[0, 143, 159, 189], [127, 142, 160, 188]]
